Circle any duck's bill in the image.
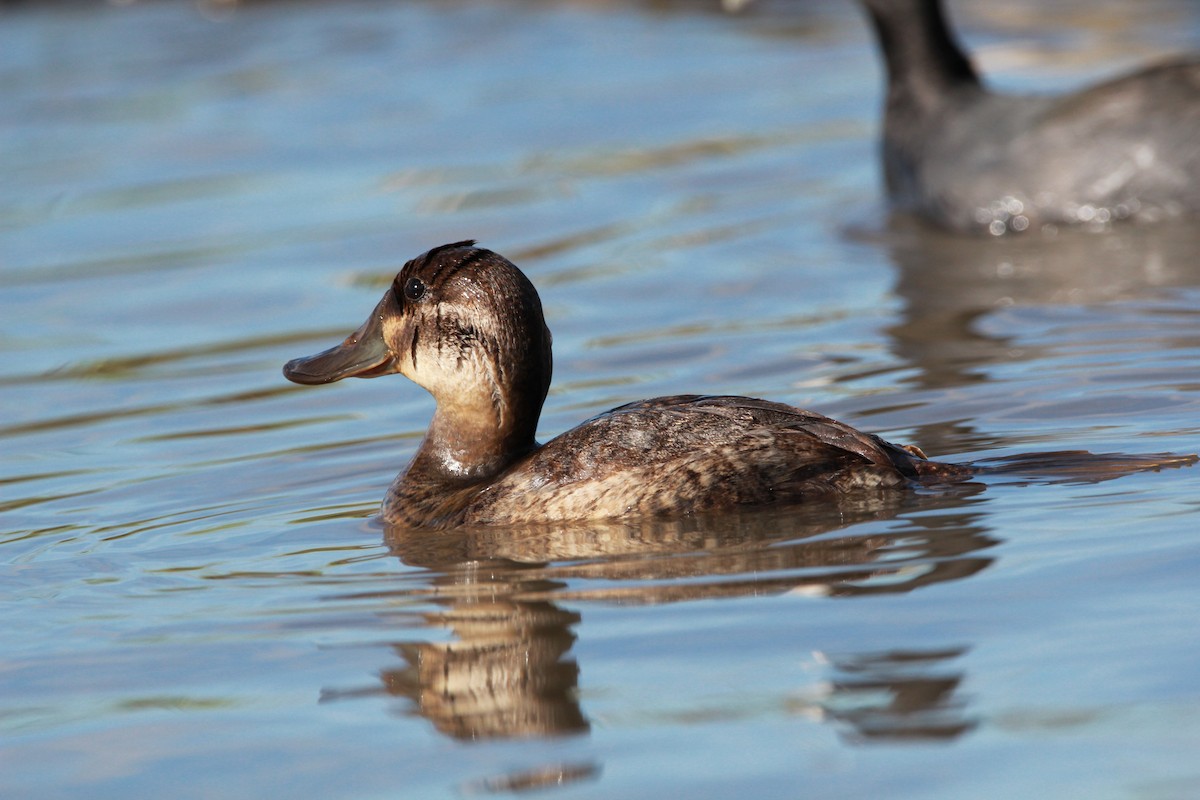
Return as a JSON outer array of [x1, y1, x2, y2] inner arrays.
[[283, 311, 396, 385]]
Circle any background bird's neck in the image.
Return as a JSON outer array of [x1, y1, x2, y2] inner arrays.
[[864, 0, 981, 112]]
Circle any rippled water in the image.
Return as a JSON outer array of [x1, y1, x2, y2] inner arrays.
[[4, 0, 1200, 798]]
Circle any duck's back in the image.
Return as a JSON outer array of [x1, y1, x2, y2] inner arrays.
[[920, 60, 1200, 230], [452, 395, 967, 525], [1023, 59, 1200, 212]]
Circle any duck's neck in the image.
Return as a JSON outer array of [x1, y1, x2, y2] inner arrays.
[[383, 396, 540, 529], [415, 405, 537, 484], [403, 376, 545, 494], [862, 0, 981, 112]]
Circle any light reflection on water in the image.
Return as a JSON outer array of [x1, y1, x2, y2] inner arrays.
[[3, 0, 1200, 798]]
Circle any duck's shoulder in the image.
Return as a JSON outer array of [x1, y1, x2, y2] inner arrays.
[[1033, 57, 1200, 131], [1084, 57, 1200, 104], [459, 394, 922, 524]]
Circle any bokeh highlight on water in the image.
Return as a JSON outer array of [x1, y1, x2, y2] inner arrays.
[[3, 1, 1200, 798]]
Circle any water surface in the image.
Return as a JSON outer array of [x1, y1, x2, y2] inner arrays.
[[3, 1, 1200, 798]]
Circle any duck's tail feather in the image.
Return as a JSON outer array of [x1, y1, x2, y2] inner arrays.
[[965, 450, 1197, 484]]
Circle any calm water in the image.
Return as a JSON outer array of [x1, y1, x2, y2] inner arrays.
[[3, 0, 1200, 797]]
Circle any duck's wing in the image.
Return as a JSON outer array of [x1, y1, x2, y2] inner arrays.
[[1040, 58, 1200, 127], [464, 395, 960, 524], [952, 60, 1200, 226], [1027, 59, 1200, 173], [608, 394, 930, 472], [901, 57, 1200, 231]]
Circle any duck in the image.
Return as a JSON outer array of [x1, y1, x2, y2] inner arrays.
[[283, 240, 974, 528], [859, 0, 1200, 234]]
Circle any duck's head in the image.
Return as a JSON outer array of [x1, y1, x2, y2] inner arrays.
[[284, 240, 553, 480]]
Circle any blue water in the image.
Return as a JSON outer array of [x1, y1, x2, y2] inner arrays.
[[3, 1, 1200, 798]]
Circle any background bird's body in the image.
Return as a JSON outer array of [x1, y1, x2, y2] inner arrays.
[[863, 0, 1200, 233]]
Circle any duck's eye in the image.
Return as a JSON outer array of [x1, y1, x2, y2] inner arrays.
[[403, 277, 426, 302]]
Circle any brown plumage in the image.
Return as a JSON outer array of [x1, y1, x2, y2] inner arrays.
[[283, 242, 1191, 528], [387, 393, 973, 528]]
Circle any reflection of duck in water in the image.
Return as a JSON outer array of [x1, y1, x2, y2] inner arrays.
[[284, 242, 1193, 527], [381, 568, 588, 741], [285, 241, 975, 528], [860, 0, 1200, 234], [328, 507, 996, 751], [792, 647, 977, 742]]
